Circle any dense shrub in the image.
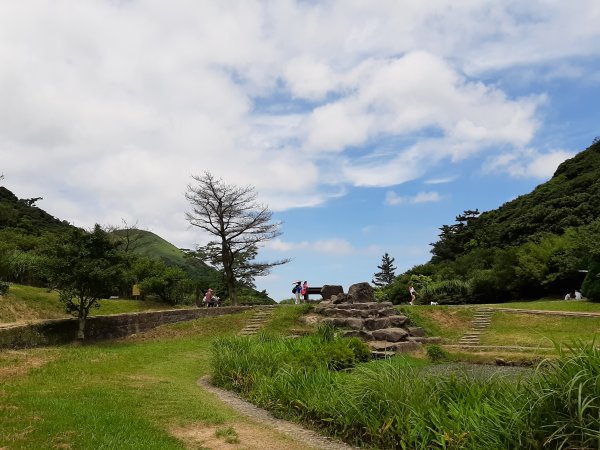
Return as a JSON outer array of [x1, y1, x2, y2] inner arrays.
[[468, 269, 510, 303], [0, 281, 9, 296], [426, 344, 449, 362], [420, 279, 469, 305], [581, 259, 600, 302]]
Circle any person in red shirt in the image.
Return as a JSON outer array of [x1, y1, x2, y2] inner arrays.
[[301, 281, 309, 303]]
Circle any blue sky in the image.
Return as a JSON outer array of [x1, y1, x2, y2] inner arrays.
[[1, 1, 599, 301]]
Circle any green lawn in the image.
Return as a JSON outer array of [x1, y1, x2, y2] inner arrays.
[[2, 298, 599, 448], [479, 311, 600, 348], [0, 311, 251, 449], [397, 305, 475, 342], [488, 298, 600, 313], [0, 284, 186, 324]]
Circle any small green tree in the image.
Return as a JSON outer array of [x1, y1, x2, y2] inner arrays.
[[44, 225, 124, 339], [372, 252, 397, 287], [139, 264, 188, 305]]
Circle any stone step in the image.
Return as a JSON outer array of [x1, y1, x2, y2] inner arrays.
[[371, 351, 396, 359]]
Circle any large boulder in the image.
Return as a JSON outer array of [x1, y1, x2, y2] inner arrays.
[[321, 285, 344, 301], [371, 327, 409, 342], [348, 282, 375, 303]]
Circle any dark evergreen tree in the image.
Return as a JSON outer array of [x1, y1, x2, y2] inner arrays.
[[430, 209, 480, 262], [372, 253, 397, 287]]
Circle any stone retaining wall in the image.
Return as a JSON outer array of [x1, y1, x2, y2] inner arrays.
[[0, 306, 252, 349]]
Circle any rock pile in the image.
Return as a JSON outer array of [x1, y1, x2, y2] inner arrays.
[[313, 282, 440, 356]]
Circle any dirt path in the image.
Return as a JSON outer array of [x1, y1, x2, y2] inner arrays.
[[197, 376, 358, 450]]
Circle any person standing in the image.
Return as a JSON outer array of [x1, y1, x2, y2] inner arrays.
[[409, 284, 417, 305], [293, 281, 301, 305], [301, 281, 309, 303]]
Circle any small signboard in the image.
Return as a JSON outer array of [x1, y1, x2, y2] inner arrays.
[[132, 284, 141, 297]]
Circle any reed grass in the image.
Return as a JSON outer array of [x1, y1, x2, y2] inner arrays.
[[211, 333, 600, 449]]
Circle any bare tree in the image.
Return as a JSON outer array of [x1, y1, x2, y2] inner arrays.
[[106, 219, 149, 254], [185, 172, 289, 305]]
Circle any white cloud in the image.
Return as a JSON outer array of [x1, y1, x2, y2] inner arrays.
[[385, 191, 441, 206], [265, 238, 354, 255], [0, 0, 596, 247], [424, 176, 458, 185], [483, 149, 575, 179]]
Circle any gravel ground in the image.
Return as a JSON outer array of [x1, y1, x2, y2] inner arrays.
[[198, 376, 359, 450]]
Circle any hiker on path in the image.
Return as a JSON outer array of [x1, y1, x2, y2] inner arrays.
[[301, 281, 309, 303], [409, 284, 417, 305], [293, 281, 302, 304]]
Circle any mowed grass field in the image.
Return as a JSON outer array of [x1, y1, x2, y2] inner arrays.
[[0, 284, 187, 324], [0, 306, 315, 450], [401, 299, 600, 349]]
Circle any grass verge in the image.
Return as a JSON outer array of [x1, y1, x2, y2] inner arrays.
[[0, 284, 186, 324]]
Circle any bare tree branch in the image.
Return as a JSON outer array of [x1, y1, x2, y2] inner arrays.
[[185, 172, 289, 304]]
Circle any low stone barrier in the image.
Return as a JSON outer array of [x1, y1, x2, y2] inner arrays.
[[0, 306, 253, 349]]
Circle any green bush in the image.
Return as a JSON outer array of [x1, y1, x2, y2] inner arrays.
[[581, 259, 600, 302], [468, 270, 508, 304], [420, 279, 469, 305], [426, 344, 449, 362], [0, 281, 9, 296]]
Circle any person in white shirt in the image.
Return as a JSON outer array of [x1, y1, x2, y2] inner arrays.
[[575, 290, 582, 300]]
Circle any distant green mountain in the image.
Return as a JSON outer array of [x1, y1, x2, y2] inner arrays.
[[0, 186, 275, 303], [110, 228, 213, 279]]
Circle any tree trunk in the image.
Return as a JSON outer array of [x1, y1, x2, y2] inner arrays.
[[77, 316, 86, 340], [222, 243, 238, 305]]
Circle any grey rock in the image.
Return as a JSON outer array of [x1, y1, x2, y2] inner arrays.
[[342, 330, 373, 341], [321, 285, 344, 301], [389, 315, 409, 327], [363, 317, 392, 331], [371, 327, 409, 342], [407, 326, 425, 337], [331, 293, 349, 304], [347, 282, 375, 303], [394, 341, 421, 353]]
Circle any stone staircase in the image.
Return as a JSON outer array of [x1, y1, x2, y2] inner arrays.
[[314, 300, 440, 358], [238, 306, 276, 336], [457, 307, 494, 346]]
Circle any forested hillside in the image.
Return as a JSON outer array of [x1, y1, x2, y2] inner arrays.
[[0, 186, 274, 305], [382, 139, 600, 304], [0, 186, 74, 234]]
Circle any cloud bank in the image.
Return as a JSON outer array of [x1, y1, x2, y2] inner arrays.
[[1, 0, 597, 245]]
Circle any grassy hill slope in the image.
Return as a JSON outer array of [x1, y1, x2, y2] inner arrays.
[[111, 228, 213, 278], [0, 284, 185, 323]]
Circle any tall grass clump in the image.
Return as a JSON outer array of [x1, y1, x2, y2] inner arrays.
[[210, 323, 370, 396], [320, 359, 530, 449], [211, 328, 600, 449], [525, 340, 600, 449]]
